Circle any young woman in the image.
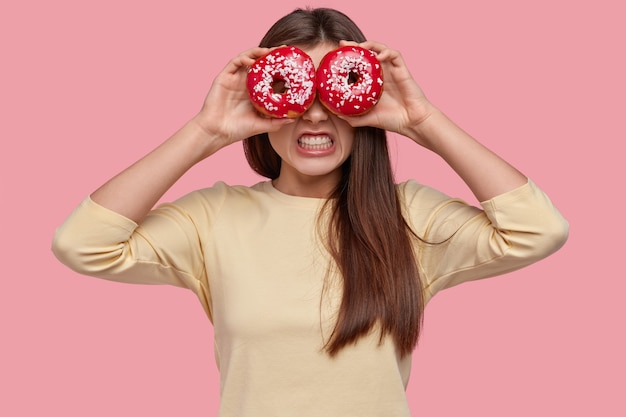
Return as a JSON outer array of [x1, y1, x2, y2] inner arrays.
[[52, 7, 569, 416]]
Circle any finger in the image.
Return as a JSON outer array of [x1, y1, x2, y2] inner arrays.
[[225, 47, 272, 74], [339, 40, 360, 47], [357, 41, 404, 65], [358, 40, 388, 54], [339, 40, 386, 56], [267, 117, 296, 129], [248, 116, 295, 137]]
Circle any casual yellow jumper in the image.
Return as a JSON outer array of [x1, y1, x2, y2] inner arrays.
[[52, 179, 568, 416]]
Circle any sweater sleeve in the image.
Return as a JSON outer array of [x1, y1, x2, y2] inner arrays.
[[51, 189, 222, 318], [400, 179, 569, 301]]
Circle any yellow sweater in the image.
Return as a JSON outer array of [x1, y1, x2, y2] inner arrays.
[[52, 179, 568, 416]]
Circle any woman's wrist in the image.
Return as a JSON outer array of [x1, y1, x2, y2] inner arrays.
[[185, 115, 231, 161], [401, 103, 445, 150]]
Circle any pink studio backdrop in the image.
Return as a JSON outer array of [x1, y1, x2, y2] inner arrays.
[[1, 0, 624, 416]]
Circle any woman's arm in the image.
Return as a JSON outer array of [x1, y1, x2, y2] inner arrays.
[[52, 47, 293, 292], [342, 40, 527, 202], [404, 109, 527, 202], [90, 47, 294, 223], [90, 120, 213, 223], [348, 40, 567, 295]]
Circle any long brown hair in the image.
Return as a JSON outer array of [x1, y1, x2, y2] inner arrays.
[[243, 8, 423, 357]]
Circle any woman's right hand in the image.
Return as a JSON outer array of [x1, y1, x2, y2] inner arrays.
[[89, 47, 295, 223], [191, 47, 294, 156]]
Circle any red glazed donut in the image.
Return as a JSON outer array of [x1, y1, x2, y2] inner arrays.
[[247, 46, 317, 118], [316, 45, 383, 116]]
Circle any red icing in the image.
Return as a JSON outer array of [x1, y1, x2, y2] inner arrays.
[[246, 46, 317, 118], [316, 46, 383, 116]]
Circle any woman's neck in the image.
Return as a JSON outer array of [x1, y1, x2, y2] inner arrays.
[[271, 172, 340, 198]]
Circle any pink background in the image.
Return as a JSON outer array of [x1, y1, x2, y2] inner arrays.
[[2, 0, 624, 415]]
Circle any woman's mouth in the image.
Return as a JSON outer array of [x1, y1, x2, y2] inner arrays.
[[297, 135, 333, 151]]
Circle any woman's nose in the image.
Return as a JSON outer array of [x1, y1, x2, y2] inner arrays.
[[301, 98, 329, 124]]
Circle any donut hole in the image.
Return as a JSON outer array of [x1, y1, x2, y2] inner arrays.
[[347, 71, 360, 85], [272, 79, 288, 94]]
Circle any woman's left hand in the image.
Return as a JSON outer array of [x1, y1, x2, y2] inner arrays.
[[337, 41, 434, 140]]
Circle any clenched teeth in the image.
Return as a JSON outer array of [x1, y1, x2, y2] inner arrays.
[[298, 135, 333, 151], [298, 135, 332, 146]]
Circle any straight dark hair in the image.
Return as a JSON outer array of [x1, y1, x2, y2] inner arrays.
[[243, 8, 423, 357]]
